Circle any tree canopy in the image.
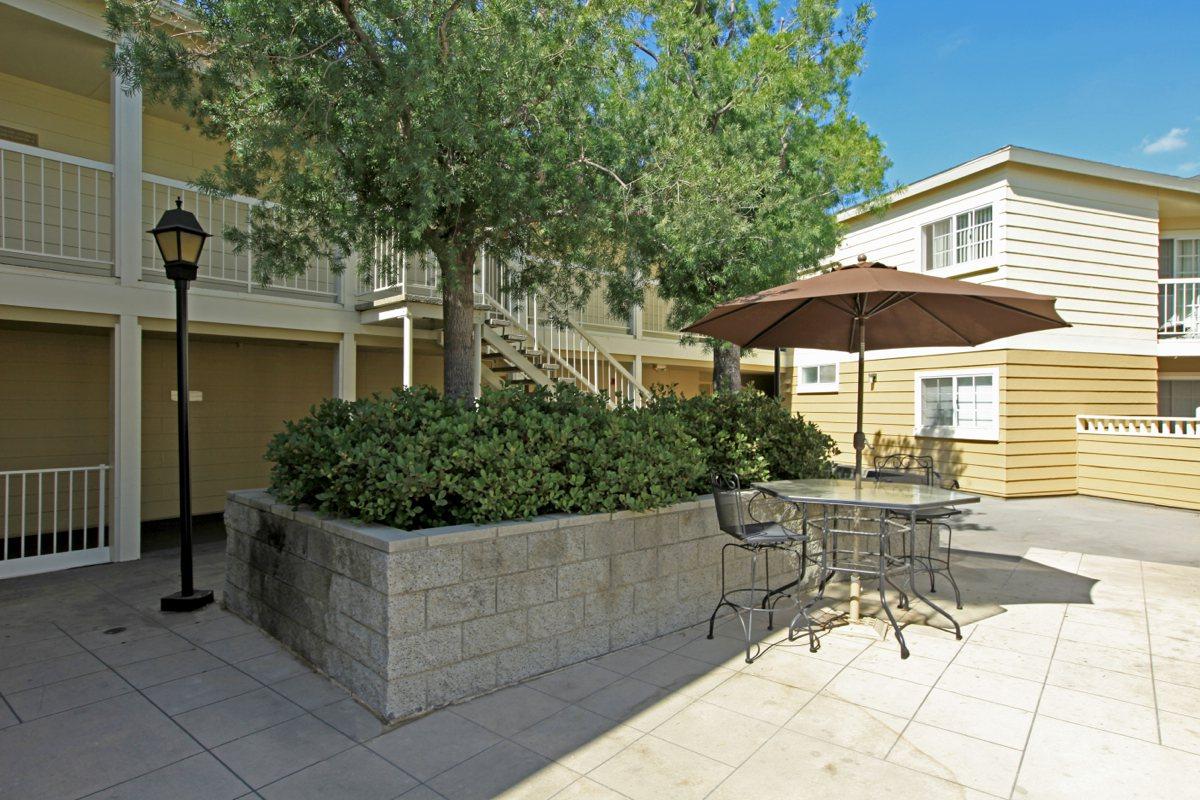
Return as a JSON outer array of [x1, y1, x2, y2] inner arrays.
[[108, 0, 632, 399], [602, 0, 890, 391]]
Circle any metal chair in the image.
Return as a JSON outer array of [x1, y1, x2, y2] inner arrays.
[[871, 453, 962, 609], [705, 474, 812, 663]]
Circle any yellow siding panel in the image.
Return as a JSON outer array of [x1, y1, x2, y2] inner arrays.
[[1077, 434, 1200, 510]]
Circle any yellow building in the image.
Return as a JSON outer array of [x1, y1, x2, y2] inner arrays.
[[0, 0, 780, 577], [791, 146, 1200, 507]]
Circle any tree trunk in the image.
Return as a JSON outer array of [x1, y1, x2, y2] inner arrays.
[[712, 341, 742, 393], [440, 247, 477, 401]]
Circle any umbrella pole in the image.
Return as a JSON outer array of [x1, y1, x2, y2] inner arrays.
[[850, 316, 866, 622]]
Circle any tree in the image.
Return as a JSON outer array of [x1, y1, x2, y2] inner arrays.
[[605, 0, 889, 392], [107, 0, 630, 400]]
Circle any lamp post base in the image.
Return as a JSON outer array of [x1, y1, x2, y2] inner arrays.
[[160, 589, 214, 613]]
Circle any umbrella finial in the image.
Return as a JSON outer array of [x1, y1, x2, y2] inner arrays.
[[857, 254, 867, 263]]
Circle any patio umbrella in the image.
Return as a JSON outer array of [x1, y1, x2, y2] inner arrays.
[[684, 257, 1070, 485]]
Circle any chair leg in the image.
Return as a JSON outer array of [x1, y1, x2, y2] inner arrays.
[[707, 543, 734, 639], [745, 548, 758, 663], [764, 548, 773, 631], [940, 523, 963, 610], [927, 523, 937, 593]]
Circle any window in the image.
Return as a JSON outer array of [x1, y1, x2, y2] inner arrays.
[[796, 363, 838, 393], [1160, 238, 1200, 279], [1159, 379, 1200, 417], [922, 205, 993, 270], [915, 369, 998, 439]]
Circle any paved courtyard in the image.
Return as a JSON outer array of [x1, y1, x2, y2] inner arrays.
[[1, 495, 1199, 800]]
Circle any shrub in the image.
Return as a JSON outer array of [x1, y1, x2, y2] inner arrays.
[[267, 385, 704, 528], [267, 384, 835, 528], [646, 388, 837, 494]]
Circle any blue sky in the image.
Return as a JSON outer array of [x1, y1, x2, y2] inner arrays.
[[847, 1, 1200, 186]]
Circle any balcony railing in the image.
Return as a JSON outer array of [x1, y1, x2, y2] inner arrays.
[[1159, 278, 1200, 339], [0, 142, 114, 274], [0, 465, 110, 578], [142, 174, 339, 299], [1077, 414, 1200, 438]]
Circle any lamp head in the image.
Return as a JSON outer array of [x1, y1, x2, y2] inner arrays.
[[149, 197, 210, 281]]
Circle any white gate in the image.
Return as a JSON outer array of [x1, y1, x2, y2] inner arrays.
[[0, 465, 110, 578]]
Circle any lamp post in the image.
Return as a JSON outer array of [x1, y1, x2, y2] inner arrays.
[[151, 198, 214, 613]]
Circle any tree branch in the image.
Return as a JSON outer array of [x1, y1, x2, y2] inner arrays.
[[328, 0, 387, 76]]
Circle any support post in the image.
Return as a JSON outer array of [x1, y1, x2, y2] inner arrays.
[[335, 332, 356, 400], [111, 55, 142, 286], [111, 315, 141, 562], [471, 322, 483, 398], [402, 313, 413, 389]]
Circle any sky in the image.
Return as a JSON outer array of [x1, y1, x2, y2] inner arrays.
[[846, 1, 1200, 186]]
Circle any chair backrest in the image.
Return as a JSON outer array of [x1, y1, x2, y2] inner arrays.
[[711, 473, 749, 539], [872, 453, 936, 486]]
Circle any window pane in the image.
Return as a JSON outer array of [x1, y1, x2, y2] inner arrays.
[[818, 364, 836, 383], [926, 218, 952, 269], [1179, 239, 1200, 279], [921, 377, 953, 427], [972, 206, 993, 260], [955, 213, 972, 263], [802, 366, 818, 383], [1160, 239, 1175, 279]]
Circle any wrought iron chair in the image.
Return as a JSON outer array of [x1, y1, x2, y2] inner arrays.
[[705, 473, 813, 663], [870, 453, 963, 609]]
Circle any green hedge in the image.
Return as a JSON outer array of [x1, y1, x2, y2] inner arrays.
[[266, 384, 835, 529]]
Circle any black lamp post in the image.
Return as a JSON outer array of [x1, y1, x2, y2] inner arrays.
[[151, 198, 214, 613]]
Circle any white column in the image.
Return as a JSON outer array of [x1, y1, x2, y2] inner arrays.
[[111, 315, 142, 562], [402, 313, 413, 389], [335, 332, 357, 400], [111, 56, 143, 286], [633, 354, 643, 385], [471, 322, 483, 398]]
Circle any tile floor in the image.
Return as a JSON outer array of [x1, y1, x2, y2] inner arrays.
[[2, 496, 1200, 799]]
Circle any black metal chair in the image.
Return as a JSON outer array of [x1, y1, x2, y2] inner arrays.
[[870, 453, 962, 609], [705, 474, 812, 663]]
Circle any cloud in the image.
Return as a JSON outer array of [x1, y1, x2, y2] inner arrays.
[[936, 31, 969, 58], [1142, 127, 1189, 155], [1177, 161, 1200, 177]]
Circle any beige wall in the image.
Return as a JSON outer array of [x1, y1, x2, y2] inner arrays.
[[0, 322, 111, 472], [1078, 434, 1200, 511], [356, 346, 443, 397], [0, 71, 110, 163], [141, 334, 335, 520], [645, 364, 709, 397], [789, 349, 1157, 498]]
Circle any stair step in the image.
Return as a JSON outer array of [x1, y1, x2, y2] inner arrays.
[[485, 318, 509, 328], [540, 362, 560, 371], [503, 333, 528, 343]]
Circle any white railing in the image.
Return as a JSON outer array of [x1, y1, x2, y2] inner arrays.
[[1159, 279, 1200, 339], [1, 465, 110, 578], [480, 254, 650, 405], [359, 233, 441, 299], [641, 283, 680, 338], [142, 174, 339, 298], [0, 141, 114, 271], [1076, 414, 1200, 438]]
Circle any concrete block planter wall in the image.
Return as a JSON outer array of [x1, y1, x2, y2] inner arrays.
[[223, 490, 814, 721]]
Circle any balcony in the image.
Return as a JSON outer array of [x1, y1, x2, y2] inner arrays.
[[1159, 278, 1200, 339], [0, 142, 113, 276], [1, 141, 340, 301]]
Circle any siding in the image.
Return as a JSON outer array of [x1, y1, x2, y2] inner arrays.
[[1077, 434, 1200, 511], [0, 323, 111, 472], [356, 347, 443, 397], [789, 349, 1157, 498], [1002, 165, 1160, 345], [0, 72, 110, 163], [141, 335, 334, 520]]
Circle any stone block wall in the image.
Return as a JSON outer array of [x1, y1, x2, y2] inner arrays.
[[223, 490, 815, 720]]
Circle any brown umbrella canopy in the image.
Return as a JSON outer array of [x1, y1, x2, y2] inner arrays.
[[683, 260, 1069, 350], [685, 259, 1070, 483]]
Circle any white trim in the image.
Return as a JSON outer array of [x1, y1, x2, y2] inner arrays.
[[913, 366, 1001, 442], [0, 140, 113, 173], [0, 547, 111, 579], [840, 145, 1200, 222], [794, 361, 839, 394], [919, 204, 994, 272]]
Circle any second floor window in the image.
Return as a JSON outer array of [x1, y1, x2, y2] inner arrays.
[[922, 205, 993, 270], [1160, 238, 1200, 279]]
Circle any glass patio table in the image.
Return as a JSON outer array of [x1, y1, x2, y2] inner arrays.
[[753, 478, 979, 659]]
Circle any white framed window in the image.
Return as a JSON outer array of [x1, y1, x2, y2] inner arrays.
[[1160, 238, 1200, 279], [922, 205, 993, 270], [914, 368, 999, 440], [796, 362, 838, 393]]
